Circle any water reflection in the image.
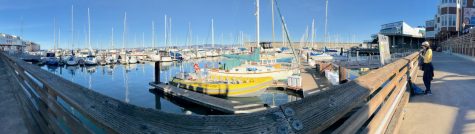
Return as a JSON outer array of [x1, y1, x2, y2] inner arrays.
[[40, 57, 301, 115]]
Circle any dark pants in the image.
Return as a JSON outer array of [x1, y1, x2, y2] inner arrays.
[[422, 63, 434, 92]]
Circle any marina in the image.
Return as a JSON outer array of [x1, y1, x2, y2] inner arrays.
[[3, 0, 471, 133]]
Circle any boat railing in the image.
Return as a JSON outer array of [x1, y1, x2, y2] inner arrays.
[[1, 51, 419, 133]]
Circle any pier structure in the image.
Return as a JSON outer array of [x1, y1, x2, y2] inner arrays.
[[0, 50, 429, 133]]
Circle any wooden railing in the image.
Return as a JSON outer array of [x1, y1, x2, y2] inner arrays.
[[441, 29, 475, 57], [0, 52, 419, 134]]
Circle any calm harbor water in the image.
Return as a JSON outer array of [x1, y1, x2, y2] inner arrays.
[[40, 57, 301, 115]]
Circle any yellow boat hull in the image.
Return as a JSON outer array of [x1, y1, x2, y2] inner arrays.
[[171, 76, 273, 97]]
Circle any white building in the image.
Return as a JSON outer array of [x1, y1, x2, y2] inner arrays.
[[379, 21, 426, 49], [0, 33, 26, 52]]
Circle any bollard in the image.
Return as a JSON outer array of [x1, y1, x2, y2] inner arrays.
[[339, 65, 348, 84], [155, 61, 161, 84]]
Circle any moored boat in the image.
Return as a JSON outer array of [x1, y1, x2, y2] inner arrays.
[[171, 74, 273, 97]]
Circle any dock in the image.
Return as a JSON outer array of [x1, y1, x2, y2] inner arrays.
[[149, 82, 268, 114], [300, 62, 333, 96]]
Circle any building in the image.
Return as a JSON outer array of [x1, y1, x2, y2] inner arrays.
[[423, 0, 475, 47], [0, 33, 26, 52], [425, 20, 436, 39], [379, 21, 426, 50], [436, 0, 462, 39], [25, 41, 40, 52], [461, 0, 475, 33]]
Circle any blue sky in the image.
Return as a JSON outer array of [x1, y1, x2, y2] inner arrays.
[[0, 0, 438, 49]]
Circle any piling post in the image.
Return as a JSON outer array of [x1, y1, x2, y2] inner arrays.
[[339, 64, 348, 84], [306, 52, 309, 62], [155, 61, 161, 84]]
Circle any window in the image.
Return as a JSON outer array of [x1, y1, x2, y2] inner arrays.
[[441, 15, 446, 26], [450, 14, 456, 26], [463, 0, 467, 6]]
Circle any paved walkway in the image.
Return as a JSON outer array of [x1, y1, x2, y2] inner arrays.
[[0, 58, 29, 134], [400, 52, 475, 134]]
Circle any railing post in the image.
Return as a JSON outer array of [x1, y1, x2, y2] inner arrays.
[[155, 61, 161, 84]]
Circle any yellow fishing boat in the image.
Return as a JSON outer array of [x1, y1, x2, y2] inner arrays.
[[170, 75, 273, 97]]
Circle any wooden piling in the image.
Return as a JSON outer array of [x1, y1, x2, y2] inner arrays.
[[155, 61, 161, 84], [339, 65, 348, 84]]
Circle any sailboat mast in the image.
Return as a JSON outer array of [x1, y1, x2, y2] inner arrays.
[[53, 17, 56, 50], [123, 12, 126, 49], [221, 32, 224, 46], [88, 8, 91, 50], [256, 0, 260, 48], [305, 25, 309, 48], [281, 16, 285, 47], [324, 0, 329, 47], [312, 18, 315, 48], [187, 22, 191, 48], [152, 21, 155, 48], [59, 28, 61, 50], [271, 0, 275, 43], [142, 32, 145, 48], [164, 15, 167, 49], [71, 5, 74, 50], [211, 18, 214, 48], [240, 31, 244, 47], [168, 17, 172, 49], [111, 27, 114, 50]]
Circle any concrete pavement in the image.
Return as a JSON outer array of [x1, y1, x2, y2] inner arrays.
[[400, 52, 475, 134], [0, 58, 29, 134]]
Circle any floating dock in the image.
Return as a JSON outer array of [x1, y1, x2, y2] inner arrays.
[[149, 82, 269, 114]]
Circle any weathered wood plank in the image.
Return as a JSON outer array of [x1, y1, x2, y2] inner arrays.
[[332, 67, 407, 134], [385, 90, 410, 134], [363, 76, 408, 134]]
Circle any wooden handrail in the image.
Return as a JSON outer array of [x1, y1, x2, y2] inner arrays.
[[0, 52, 419, 134]]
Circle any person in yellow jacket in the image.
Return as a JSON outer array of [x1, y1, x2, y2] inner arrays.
[[420, 41, 434, 95]]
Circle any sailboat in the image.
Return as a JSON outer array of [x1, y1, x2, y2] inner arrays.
[[161, 15, 173, 62], [209, 0, 300, 81], [84, 8, 98, 66], [171, 0, 276, 97], [45, 17, 60, 66], [120, 12, 129, 64], [147, 21, 161, 61], [66, 5, 79, 66]]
